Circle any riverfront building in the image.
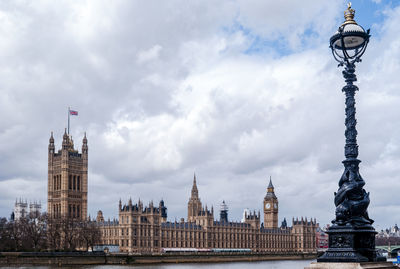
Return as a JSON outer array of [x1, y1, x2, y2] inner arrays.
[[97, 176, 318, 253], [45, 130, 317, 254]]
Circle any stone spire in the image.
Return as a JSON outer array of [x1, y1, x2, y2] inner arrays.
[[49, 131, 54, 144], [62, 128, 69, 149], [267, 176, 274, 193], [265, 176, 277, 201], [82, 132, 88, 154], [191, 173, 199, 198], [187, 172, 202, 222], [48, 132, 55, 153]]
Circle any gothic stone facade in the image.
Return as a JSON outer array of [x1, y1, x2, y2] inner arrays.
[[97, 176, 317, 253], [47, 130, 88, 220]]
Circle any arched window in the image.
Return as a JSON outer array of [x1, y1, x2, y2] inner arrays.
[[77, 205, 80, 218], [69, 175, 72, 190], [69, 204, 72, 217], [73, 176, 76, 190], [77, 176, 80, 191], [73, 205, 76, 218], [54, 176, 56, 190]]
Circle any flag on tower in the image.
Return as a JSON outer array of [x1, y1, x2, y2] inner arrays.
[[68, 108, 78, 135]]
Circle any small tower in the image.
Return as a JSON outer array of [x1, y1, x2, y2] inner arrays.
[[281, 217, 287, 229], [220, 200, 228, 223], [14, 198, 28, 221], [263, 177, 278, 229], [159, 199, 167, 222], [244, 210, 260, 229], [187, 173, 202, 222], [81, 133, 88, 219], [96, 210, 104, 222], [49, 132, 55, 154], [29, 201, 41, 218]]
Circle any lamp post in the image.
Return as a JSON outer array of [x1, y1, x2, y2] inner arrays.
[[317, 3, 384, 263]]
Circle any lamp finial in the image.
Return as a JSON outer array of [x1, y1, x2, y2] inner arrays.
[[343, 2, 356, 26]]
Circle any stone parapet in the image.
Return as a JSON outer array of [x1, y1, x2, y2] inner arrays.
[[305, 262, 397, 269], [0, 252, 317, 266]]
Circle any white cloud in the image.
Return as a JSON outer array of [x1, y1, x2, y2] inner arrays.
[[137, 45, 162, 64]]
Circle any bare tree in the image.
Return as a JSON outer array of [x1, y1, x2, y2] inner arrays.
[[0, 217, 14, 251], [23, 213, 47, 251], [9, 218, 25, 251], [60, 217, 80, 251], [0, 215, 101, 252], [78, 220, 101, 251], [376, 236, 400, 246], [47, 217, 62, 251]]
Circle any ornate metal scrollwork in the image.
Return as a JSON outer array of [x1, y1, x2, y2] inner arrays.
[[331, 234, 352, 248], [332, 63, 374, 227]]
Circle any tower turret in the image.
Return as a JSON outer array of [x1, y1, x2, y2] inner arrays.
[[220, 200, 228, 222], [82, 132, 88, 154], [62, 128, 69, 149], [159, 199, 167, 221], [281, 217, 287, 229], [49, 132, 55, 154]]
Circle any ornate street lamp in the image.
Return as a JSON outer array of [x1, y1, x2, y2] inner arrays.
[[317, 3, 384, 262]]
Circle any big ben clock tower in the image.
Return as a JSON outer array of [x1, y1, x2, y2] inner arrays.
[[263, 177, 278, 229]]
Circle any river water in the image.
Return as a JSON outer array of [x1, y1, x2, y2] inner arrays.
[[2, 260, 315, 269]]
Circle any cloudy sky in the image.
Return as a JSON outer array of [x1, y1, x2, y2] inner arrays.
[[0, 0, 399, 230]]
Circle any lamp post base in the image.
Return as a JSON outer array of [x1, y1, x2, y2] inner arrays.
[[317, 225, 385, 263]]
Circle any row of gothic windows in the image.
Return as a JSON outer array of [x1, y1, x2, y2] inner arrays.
[[68, 175, 81, 191], [53, 174, 82, 191], [68, 204, 81, 218], [53, 175, 61, 190], [53, 203, 61, 218]]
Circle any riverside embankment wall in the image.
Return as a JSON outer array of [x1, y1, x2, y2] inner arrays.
[[0, 252, 317, 266]]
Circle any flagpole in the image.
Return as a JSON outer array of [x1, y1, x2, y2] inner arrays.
[[68, 107, 70, 135]]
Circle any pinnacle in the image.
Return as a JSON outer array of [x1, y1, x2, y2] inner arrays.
[[49, 132, 54, 143], [268, 176, 274, 189]]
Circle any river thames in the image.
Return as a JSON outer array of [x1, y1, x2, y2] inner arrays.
[[2, 260, 315, 269]]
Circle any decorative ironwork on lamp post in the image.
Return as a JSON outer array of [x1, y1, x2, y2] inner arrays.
[[317, 3, 385, 262]]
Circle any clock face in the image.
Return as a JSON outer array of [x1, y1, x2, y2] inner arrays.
[[274, 203, 278, 209], [265, 203, 270, 209]]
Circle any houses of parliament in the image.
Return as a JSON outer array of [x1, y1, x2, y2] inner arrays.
[[47, 131, 318, 254]]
